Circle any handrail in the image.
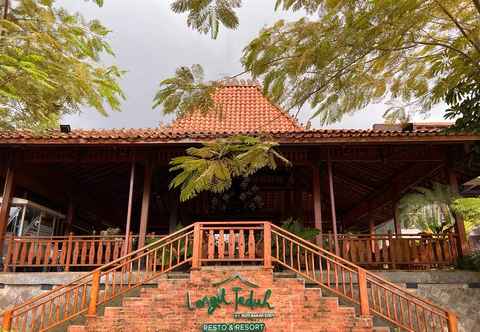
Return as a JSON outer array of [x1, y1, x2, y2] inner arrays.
[[270, 224, 457, 332], [1, 222, 458, 332], [1, 224, 194, 331]]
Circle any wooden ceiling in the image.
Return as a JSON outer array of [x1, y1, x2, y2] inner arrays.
[[1, 142, 476, 234]]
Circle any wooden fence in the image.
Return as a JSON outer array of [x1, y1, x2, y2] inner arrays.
[[2, 230, 460, 272], [2, 233, 164, 272], [321, 232, 459, 269]]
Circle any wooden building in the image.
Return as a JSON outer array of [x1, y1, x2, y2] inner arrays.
[[0, 83, 479, 270]]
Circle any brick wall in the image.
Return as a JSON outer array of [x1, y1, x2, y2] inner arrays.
[[71, 267, 374, 332]]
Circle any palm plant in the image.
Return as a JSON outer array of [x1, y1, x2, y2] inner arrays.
[[398, 183, 458, 235], [169, 135, 290, 202], [452, 197, 480, 234], [280, 218, 319, 241]]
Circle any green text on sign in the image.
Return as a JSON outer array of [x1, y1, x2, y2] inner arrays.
[[202, 322, 266, 331]]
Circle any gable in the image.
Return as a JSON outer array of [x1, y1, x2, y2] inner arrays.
[[168, 84, 304, 134]]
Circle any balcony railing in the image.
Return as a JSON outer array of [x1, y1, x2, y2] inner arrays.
[[2, 233, 164, 272], [320, 232, 459, 269], [2, 231, 460, 272]]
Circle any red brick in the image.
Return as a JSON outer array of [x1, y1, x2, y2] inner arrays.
[[76, 267, 377, 332]]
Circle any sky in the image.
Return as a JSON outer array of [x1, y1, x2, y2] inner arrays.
[[62, 0, 446, 130]]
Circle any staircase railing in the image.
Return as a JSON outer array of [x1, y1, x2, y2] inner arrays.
[[270, 224, 457, 332], [1, 225, 194, 332], [1, 222, 458, 332]]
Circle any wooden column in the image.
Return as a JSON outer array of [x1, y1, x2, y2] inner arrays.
[[263, 222, 272, 269], [327, 156, 339, 255], [124, 162, 135, 255], [138, 161, 153, 250], [0, 163, 15, 258], [369, 218, 375, 235], [312, 164, 323, 245], [65, 198, 75, 234], [448, 168, 468, 256], [393, 201, 402, 235], [168, 194, 178, 234]]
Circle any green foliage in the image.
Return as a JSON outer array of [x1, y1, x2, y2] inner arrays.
[[170, 1, 480, 125], [0, 0, 124, 130], [445, 81, 480, 133], [153, 64, 219, 117], [398, 183, 458, 234], [452, 196, 480, 233], [169, 135, 290, 202], [210, 177, 264, 213], [170, 0, 241, 39], [280, 217, 319, 241], [456, 251, 480, 271]]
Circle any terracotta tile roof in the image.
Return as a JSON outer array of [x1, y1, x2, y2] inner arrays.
[[0, 84, 478, 145], [373, 122, 453, 131], [168, 84, 304, 133], [0, 127, 479, 145]]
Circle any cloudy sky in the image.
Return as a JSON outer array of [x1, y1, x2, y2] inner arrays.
[[62, 0, 446, 130]]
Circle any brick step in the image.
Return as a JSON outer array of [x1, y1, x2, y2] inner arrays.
[[372, 327, 391, 332], [68, 268, 386, 332]]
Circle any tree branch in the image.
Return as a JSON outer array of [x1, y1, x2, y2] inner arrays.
[[434, 0, 480, 55], [472, 0, 480, 16], [413, 40, 480, 70], [3, 0, 9, 20]]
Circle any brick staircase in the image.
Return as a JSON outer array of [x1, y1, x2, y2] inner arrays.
[[68, 268, 389, 332], [2, 222, 456, 332]]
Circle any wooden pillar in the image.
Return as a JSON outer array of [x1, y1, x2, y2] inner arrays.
[[192, 223, 202, 269], [448, 168, 468, 256], [369, 218, 375, 235], [393, 201, 402, 235], [168, 194, 178, 234], [124, 162, 135, 255], [327, 156, 339, 255], [263, 222, 272, 269], [357, 267, 370, 317], [312, 164, 323, 245], [0, 163, 15, 258], [138, 161, 153, 250], [65, 198, 75, 234]]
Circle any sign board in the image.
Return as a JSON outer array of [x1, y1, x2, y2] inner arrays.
[[202, 323, 266, 332]]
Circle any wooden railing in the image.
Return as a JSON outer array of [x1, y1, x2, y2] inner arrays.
[[1, 226, 193, 332], [196, 221, 267, 265], [1, 222, 457, 332], [271, 225, 457, 332], [320, 232, 459, 269], [2, 233, 164, 272]]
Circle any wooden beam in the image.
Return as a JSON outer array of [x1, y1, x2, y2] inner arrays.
[[0, 162, 15, 257], [327, 156, 339, 255], [124, 162, 135, 255], [309, 145, 447, 162], [343, 162, 443, 226], [333, 169, 374, 192], [138, 161, 153, 249], [312, 165, 323, 244], [448, 168, 468, 256]]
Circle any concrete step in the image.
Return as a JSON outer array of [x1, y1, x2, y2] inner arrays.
[[273, 271, 297, 279], [166, 272, 189, 279]]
